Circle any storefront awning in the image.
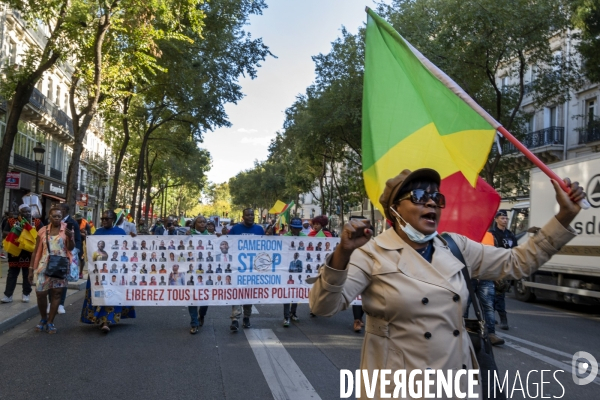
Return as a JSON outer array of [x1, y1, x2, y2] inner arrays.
[[42, 193, 65, 202]]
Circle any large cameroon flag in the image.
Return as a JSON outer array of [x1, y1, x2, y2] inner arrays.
[[363, 9, 501, 241]]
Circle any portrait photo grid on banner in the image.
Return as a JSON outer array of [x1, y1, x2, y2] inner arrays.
[[87, 235, 347, 306]]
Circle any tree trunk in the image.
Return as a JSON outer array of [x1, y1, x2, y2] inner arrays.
[[65, 112, 94, 211], [0, 84, 37, 211], [108, 93, 132, 208], [141, 148, 154, 223], [65, 9, 114, 211], [130, 131, 149, 219]]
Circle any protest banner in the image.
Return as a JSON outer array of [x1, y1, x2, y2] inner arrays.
[[87, 235, 345, 306]]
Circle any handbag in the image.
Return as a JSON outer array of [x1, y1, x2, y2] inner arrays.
[[44, 228, 69, 280], [441, 233, 506, 400]]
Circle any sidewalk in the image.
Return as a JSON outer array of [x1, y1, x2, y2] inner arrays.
[[0, 259, 87, 333]]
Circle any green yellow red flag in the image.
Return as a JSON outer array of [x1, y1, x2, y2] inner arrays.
[[269, 200, 287, 215], [362, 8, 501, 240]]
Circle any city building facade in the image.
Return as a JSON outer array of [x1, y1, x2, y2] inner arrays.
[[0, 4, 111, 224], [497, 33, 600, 199]]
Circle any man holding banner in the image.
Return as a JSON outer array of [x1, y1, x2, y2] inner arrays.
[[227, 208, 265, 332], [282, 217, 306, 327]]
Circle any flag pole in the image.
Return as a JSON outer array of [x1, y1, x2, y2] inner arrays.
[[497, 126, 590, 209]]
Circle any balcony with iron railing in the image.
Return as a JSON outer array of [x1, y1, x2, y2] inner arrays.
[[81, 150, 110, 170], [25, 88, 74, 140], [50, 167, 62, 181], [13, 154, 45, 173], [579, 126, 600, 145], [501, 126, 564, 166], [503, 127, 564, 154]]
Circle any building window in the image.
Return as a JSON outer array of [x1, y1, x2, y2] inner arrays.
[[586, 99, 596, 128], [14, 122, 45, 160], [501, 76, 508, 89], [552, 50, 562, 73], [55, 85, 61, 107], [546, 106, 557, 128], [527, 116, 534, 133], [8, 40, 17, 65], [50, 140, 64, 171], [47, 78, 53, 99]]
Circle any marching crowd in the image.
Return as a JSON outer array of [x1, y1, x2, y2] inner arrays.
[[0, 166, 585, 398], [1, 204, 343, 334]]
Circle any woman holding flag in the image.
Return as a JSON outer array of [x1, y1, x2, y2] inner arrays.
[[1, 205, 44, 304], [308, 168, 585, 397]]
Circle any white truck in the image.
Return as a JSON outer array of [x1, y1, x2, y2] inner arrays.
[[508, 153, 600, 304]]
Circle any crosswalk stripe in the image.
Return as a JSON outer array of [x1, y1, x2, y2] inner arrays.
[[245, 329, 321, 400], [252, 305, 259, 314], [496, 332, 572, 358], [503, 340, 600, 386]]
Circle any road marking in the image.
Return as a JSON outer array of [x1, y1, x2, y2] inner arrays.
[[496, 333, 572, 358], [252, 305, 259, 314], [245, 329, 321, 400], [503, 340, 600, 386]]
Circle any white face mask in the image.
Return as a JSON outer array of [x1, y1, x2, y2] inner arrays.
[[390, 207, 438, 244]]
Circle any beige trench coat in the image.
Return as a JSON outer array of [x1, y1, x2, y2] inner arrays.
[[308, 217, 575, 399]]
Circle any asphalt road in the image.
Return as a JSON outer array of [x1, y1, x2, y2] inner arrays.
[[0, 292, 598, 400]]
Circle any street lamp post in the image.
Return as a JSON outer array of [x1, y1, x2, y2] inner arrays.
[[33, 142, 45, 194], [100, 176, 108, 214]]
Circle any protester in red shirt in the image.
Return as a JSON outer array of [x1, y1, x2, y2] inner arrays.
[[307, 215, 332, 237]]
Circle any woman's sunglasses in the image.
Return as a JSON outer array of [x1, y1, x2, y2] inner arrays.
[[397, 189, 446, 208]]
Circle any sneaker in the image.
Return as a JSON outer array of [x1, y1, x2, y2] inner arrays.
[[0, 295, 12, 303], [58, 305, 66, 314], [291, 314, 299, 322], [0, 252, 6, 259], [22, 294, 30, 303], [310, 312, 316, 318], [242, 317, 251, 328], [230, 320, 239, 332], [283, 318, 290, 327]]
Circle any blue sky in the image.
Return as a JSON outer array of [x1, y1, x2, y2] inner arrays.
[[202, 0, 391, 184]]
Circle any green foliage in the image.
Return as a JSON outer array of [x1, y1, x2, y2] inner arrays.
[[229, 161, 286, 211], [106, 0, 271, 218], [572, 0, 600, 83], [378, 0, 581, 189], [190, 182, 240, 219], [266, 29, 366, 217]]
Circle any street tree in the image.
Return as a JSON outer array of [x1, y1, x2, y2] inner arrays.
[[65, 0, 205, 212], [572, 0, 600, 83], [378, 0, 582, 194], [123, 0, 272, 219], [0, 0, 78, 216]]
